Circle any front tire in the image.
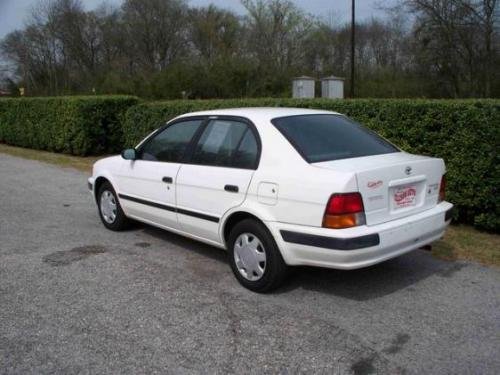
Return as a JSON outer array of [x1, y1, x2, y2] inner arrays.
[[97, 181, 130, 231], [228, 219, 288, 292]]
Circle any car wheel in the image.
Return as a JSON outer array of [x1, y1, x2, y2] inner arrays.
[[228, 219, 288, 292], [97, 181, 130, 231]]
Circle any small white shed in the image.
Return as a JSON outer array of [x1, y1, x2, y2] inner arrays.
[[292, 76, 315, 98], [321, 76, 344, 99]]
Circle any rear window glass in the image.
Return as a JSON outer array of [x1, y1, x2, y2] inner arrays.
[[272, 114, 399, 163]]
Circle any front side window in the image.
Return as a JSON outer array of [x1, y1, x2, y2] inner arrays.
[[191, 119, 259, 169], [140, 120, 202, 162], [272, 114, 399, 163]]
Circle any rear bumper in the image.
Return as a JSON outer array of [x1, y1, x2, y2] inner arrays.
[[267, 201, 453, 270]]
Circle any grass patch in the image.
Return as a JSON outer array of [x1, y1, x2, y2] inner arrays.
[[0, 143, 100, 173], [0, 143, 498, 267], [433, 225, 500, 267]]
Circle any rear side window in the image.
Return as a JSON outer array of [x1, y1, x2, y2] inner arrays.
[[140, 120, 202, 162], [191, 119, 259, 169], [233, 129, 259, 169], [272, 114, 398, 163]]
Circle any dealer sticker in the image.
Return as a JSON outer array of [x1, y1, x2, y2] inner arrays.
[[394, 185, 417, 208]]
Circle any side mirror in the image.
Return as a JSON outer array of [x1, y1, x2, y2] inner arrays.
[[121, 148, 137, 160]]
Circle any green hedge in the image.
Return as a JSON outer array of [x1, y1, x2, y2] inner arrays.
[[123, 98, 500, 232], [0, 96, 139, 155], [0, 96, 497, 231]]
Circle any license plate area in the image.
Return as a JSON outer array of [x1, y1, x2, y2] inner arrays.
[[391, 183, 422, 211]]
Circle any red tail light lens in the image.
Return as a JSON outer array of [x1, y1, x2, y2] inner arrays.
[[326, 193, 364, 214], [323, 193, 366, 229], [439, 175, 446, 203]]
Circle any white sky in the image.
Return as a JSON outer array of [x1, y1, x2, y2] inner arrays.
[[0, 0, 395, 39]]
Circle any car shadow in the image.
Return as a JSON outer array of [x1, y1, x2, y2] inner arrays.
[[275, 251, 457, 301], [132, 223, 459, 301], [138, 223, 228, 264]]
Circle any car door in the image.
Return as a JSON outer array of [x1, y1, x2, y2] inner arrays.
[[116, 118, 204, 229], [176, 117, 260, 243]]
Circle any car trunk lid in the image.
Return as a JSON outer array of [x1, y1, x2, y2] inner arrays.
[[313, 152, 445, 226]]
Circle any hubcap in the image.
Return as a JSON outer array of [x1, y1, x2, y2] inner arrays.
[[233, 233, 266, 281], [100, 190, 117, 224]]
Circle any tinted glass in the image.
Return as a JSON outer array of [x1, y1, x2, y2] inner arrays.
[[140, 120, 202, 162], [191, 120, 254, 168], [272, 114, 398, 163], [233, 129, 259, 169]]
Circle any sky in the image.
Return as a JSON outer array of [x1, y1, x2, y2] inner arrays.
[[0, 0, 393, 39]]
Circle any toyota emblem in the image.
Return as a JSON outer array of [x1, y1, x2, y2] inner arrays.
[[405, 166, 412, 175]]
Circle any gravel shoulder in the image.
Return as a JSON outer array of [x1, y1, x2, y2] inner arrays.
[[0, 153, 499, 374]]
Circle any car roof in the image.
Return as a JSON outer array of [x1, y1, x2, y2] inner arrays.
[[175, 107, 341, 123]]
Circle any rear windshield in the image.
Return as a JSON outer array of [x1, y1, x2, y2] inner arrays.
[[272, 114, 399, 163]]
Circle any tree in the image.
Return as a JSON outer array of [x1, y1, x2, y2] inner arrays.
[[0, 0, 498, 98], [188, 5, 241, 64], [405, 0, 499, 97], [121, 0, 188, 72], [242, 0, 314, 71]]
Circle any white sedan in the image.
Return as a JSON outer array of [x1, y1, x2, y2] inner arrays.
[[88, 108, 453, 292]]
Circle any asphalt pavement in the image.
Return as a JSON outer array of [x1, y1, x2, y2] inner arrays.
[[0, 153, 499, 374]]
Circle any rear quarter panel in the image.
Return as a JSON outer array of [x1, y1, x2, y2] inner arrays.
[[241, 118, 358, 228]]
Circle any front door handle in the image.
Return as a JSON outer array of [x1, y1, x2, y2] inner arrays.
[[224, 184, 239, 193], [162, 176, 173, 184]]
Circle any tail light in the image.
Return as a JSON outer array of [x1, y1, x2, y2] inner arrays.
[[323, 193, 366, 229], [439, 175, 446, 203]]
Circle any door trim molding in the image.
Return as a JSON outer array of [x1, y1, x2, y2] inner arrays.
[[118, 193, 220, 223]]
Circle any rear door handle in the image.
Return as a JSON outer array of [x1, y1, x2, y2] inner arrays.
[[162, 176, 173, 183], [224, 184, 239, 193]]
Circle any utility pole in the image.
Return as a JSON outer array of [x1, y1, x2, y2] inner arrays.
[[350, 0, 355, 97]]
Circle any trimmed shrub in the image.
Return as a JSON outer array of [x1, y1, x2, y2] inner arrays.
[[0, 96, 497, 230], [0, 96, 139, 155], [123, 98, 500, 231]]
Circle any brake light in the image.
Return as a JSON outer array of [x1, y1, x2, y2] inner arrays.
[[439, 175, 446, 202], [323, 193, 366, 229]]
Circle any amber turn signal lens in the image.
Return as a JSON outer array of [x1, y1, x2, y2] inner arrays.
[[322, 213, 366, 229], [323, 193, 366, 229], [323, 214, 358, 229]]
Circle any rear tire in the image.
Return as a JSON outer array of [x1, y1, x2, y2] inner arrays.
[[97, 181, 130, 231], [228, 219, 288, 292]]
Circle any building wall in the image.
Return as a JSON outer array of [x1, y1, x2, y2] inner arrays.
[[322, 80, 344, 99], [292, 80, 315, 98]]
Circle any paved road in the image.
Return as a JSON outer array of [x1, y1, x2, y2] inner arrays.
[[0, 154, 499, 374]]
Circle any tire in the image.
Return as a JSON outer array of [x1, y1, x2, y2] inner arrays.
[[228, 219, 288, 292], [97, 181, 130, 231]]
